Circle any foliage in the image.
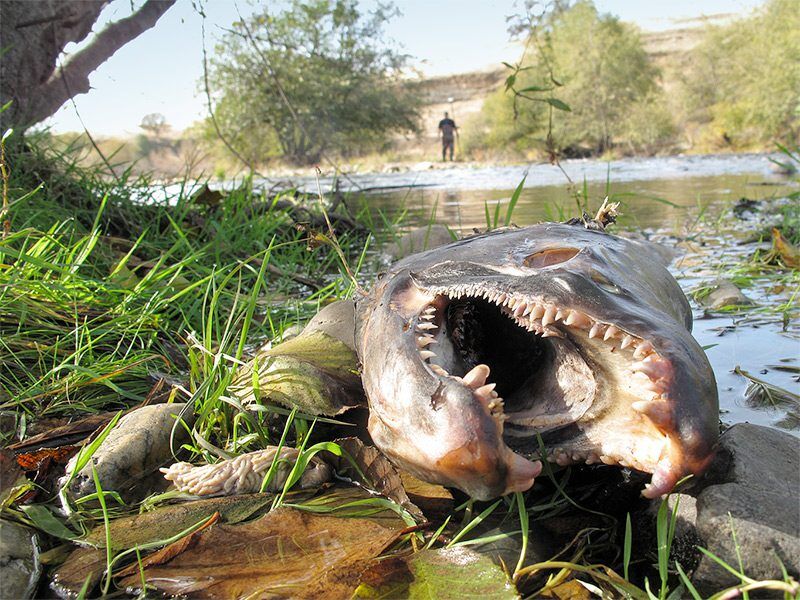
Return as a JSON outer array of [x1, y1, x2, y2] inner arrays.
[[207, 0, 420, 165], [681, 0, 800, 149], [0, 134, 377, 428], [466, 1, 674, 158]]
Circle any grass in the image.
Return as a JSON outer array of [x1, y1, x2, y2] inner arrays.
[[2, 134, 798, 598]]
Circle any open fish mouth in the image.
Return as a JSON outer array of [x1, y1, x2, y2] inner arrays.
[[411, 284, 680, 498], [357, 224, 718, 501]]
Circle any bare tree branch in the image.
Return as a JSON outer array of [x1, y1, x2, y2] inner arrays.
[[1, 0, 176, 130]]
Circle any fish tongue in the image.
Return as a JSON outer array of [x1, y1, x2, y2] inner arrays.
[[462, 364, 490, 389]]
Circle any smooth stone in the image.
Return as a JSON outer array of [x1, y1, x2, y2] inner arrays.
[[63, 403, 195, 504], [301, 299, 357, 350], [0, 520, 40, 599], [699, 279, 754, 309], [385, 225, 455, 261]]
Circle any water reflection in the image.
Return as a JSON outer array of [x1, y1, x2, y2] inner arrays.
[[362, 174, 795, 233]]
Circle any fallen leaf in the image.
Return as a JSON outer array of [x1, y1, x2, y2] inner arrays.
[[115, 512, 221, 577], [51, 493, 276, 597], [353, 547, 517, 599], [230, 331, 364, 416], [119, 505, 405, 599], [9, 412, 118, 452], [0, 449, 31, 509], [771, 227, 800, 268], [15, 446, 79, 472], [399, 471, 454, 522], [541, 578, 592, 599], [325, 437, 424, 519]]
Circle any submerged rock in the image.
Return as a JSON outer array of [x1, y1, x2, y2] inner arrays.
[[660, 424, 800, 592], [62, 403, 195, 504], [698, 279, 754, 309], [0, 520, 40, 599]]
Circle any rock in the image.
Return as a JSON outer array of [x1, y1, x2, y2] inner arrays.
[[698, 279, 754, 309], [385, 225, 455, 261], [0, 520, 40, 599], [676, 424, 800, 593], [63, 403, 195, 503], [301, 299, 357, 350]]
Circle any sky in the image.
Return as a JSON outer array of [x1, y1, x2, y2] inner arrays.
[[43, 0, 767, 137]]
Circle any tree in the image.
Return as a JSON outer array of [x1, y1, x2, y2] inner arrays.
[[682, 0, 800, 148], [470, 1, 672, 156], [0, 0, 176, 132], [139, 113, 169, 137], [208, 0, 420, 165]]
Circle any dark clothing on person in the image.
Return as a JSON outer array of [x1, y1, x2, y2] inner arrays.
[[438, 117, 457, 160], [438, 117, 457, 140]]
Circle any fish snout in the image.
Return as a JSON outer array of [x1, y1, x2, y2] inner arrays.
[[435, 442, 542, 501]]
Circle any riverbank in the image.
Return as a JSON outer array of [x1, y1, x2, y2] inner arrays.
[[1, 136, 798, 598]]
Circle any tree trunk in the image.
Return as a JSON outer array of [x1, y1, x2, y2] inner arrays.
[[0, 0, 176, 133]]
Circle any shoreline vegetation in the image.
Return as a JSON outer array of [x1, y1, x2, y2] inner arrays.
[[42, 0, 799, 182]]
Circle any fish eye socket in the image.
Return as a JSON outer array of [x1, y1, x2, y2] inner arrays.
[[591, 270, 622, 294], [523, 247, 580, 268]]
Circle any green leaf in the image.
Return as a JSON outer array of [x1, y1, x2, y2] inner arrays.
[[544, 98, 571, 111], [624, 512, 632, 580], [505, 175, 526, 227], [504, 74, 517, 91], [518, 85, 553, 93], [21, 504, 81, 540]]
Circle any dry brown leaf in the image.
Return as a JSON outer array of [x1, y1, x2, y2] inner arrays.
[[118, 505, 405, 599], [325, 437, 424, 520], [115, 512, 220, 578], [771, 227, 800, 268]]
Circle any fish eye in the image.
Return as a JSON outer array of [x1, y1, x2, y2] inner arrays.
[[590, 270, 622, 294], [523, 247, 580, 268]]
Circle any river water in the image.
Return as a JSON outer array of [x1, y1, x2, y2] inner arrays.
[[341, 153, 799, 435]]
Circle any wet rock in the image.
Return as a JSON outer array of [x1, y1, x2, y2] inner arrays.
[[63, 403, 195, 503], [665, 424, 800, 592], [0, 519, 40, 599], [698, 279, 754, 309], [385, 225, 455, 261]]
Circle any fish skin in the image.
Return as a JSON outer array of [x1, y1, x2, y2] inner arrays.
[[355, 223, 719, 500]]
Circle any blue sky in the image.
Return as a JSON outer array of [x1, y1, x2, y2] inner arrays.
[[44, 0, 766, 136]]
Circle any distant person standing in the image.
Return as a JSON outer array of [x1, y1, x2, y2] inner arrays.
[[438, 112, 458, 161]]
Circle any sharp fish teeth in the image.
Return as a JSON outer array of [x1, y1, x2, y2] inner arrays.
[[429, 364, 448, 376], [514, 302, 527, 317], [423, 306, 436, 315], [555, 309, 566, 321], [463, 364, 490, 389], [542, 306, 557, 326], [419, 350, 436, 361], [589, 322, 605, 339], [417, 336, 435, 347], [633, 399, 672, 428], [417, 322, 437, 331], [604, 325, 619, 341], [621, 335, 635, 349], [531, 305, 545, 319], [634, 341, 654, 359], [633, 355, 669, 379], [476, 382, 497, 397]]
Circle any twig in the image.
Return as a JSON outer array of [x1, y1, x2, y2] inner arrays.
[[199, 13, 256, 174]]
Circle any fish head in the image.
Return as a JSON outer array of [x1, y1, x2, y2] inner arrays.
[[357, 223, 719, 500]]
